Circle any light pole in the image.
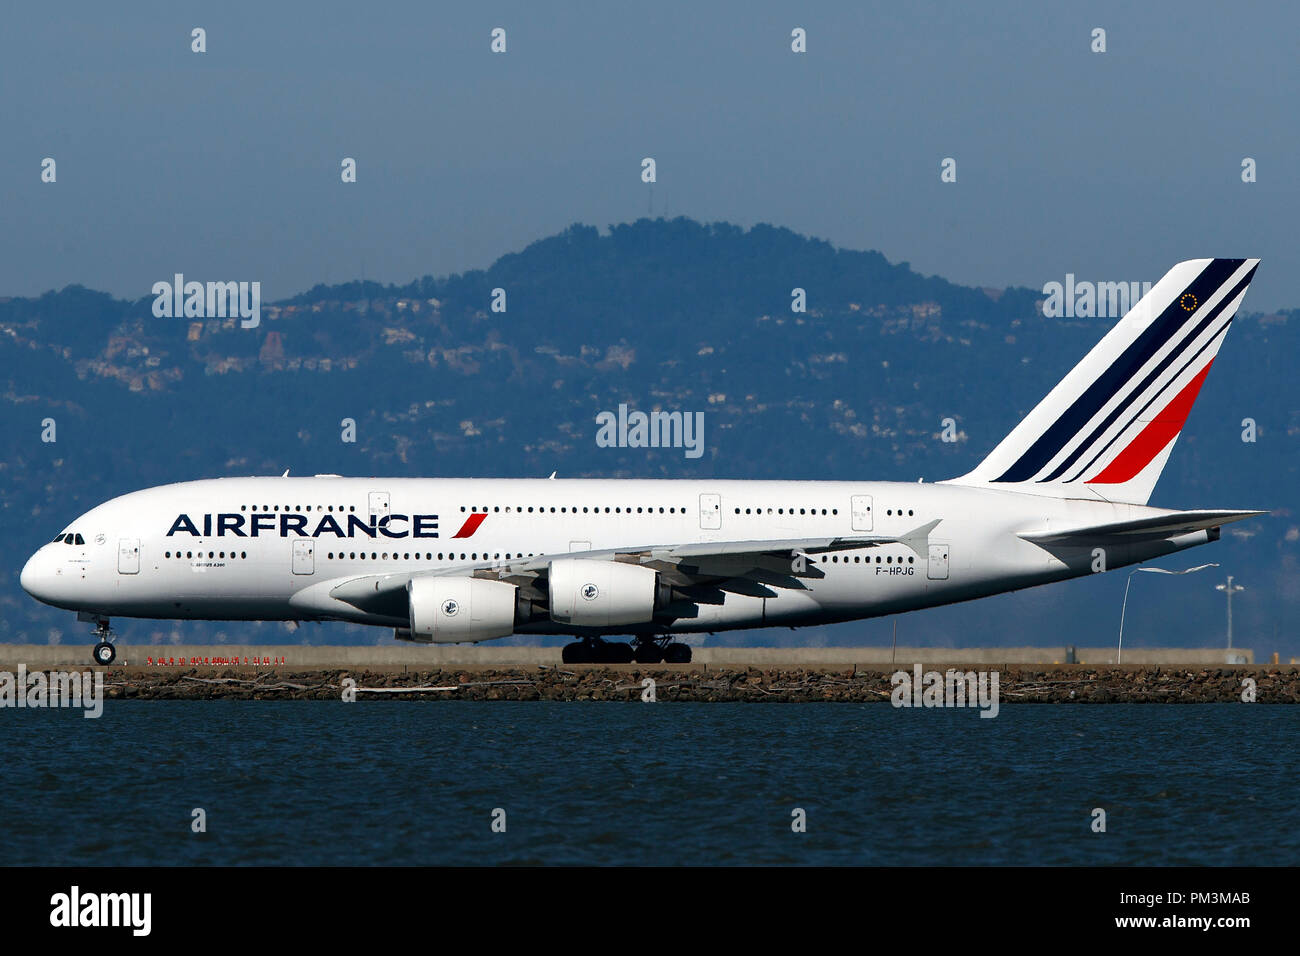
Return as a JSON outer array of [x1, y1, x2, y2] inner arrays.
[[1118, 563, 1219, 664], [1215, 575, 1245, 649]]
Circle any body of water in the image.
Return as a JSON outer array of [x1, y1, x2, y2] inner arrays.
[[2, 702, 1294, 865]]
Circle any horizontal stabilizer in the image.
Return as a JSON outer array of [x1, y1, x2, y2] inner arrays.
[[1018, 509, 1265, 545]]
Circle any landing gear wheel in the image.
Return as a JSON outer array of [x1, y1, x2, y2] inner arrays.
[[662, 642, 692, 664], [605, 642, 634, 664], [87, 616, 116, 666], [562, 639, 635, 664], [633, 643, 663, 665]]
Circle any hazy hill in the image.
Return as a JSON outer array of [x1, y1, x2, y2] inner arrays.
[[2, 218, 1295, 655]]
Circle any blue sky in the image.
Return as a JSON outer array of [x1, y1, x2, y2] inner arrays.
[[3, 0, 1296, 309]]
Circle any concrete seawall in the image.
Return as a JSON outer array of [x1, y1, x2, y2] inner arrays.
[[0, 643, 1254, 668], [5, 664, 1294, 703], [2, 645, 1289, 702]]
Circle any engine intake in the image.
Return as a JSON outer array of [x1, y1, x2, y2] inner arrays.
[[407, 576, 517, 644], [548, 558, 659, 628]]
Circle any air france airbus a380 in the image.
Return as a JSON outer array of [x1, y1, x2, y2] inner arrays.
[[21, 259, 1265, 665]]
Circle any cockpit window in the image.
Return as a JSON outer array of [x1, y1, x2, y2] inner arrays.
[[52, 534, 65, 543], [74, 534, 85, 545]]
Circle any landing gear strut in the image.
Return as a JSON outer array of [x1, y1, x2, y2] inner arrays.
[[88, 616, 116, 666], [560, 636, 691, 664]]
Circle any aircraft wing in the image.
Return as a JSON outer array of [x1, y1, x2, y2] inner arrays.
[[1018, 509, 1265, 545], [328, 519, 942, 615]]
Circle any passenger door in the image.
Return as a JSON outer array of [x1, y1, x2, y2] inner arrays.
[[927, 543, 950, 580], [117, 538, 140, 574], [292, 539, 315, 575], [699, 493, 721, 530], [850, 495, 874, 532]]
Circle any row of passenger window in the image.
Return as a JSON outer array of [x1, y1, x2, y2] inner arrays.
[[732, 507, 920, 518], [240, 505, 356, 513], [224, 502, 922, 519], [326, 552, 537, 562], [166, 551, 248, 559], [463, 505, 687, 515], [163, 549, 533, 562], [233, 503, 697, 516], [827, 553, 915, 564]]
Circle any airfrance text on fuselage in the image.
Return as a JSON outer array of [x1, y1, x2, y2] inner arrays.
[[167, 513, 439, 538]]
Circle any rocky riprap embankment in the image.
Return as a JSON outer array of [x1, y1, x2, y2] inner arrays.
[[97, 665, 1300, 702]]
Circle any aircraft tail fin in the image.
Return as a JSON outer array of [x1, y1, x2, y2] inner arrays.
[[947, 258, 1259, 505]]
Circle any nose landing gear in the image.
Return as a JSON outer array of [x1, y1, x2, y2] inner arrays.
[[86, 616, 116, 666]]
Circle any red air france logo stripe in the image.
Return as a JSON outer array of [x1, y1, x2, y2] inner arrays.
[[451, 513, 487, 538], [1088, 361, 1214, 484]]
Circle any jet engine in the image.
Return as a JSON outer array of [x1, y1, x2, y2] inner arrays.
[[407, 576, 517, 643], [548, 558, 663, 628]]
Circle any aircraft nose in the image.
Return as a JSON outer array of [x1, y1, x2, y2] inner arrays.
[[20, 549, 55, 603]]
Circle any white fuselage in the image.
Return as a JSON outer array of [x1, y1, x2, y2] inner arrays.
[[19, 475, 1213, 639]]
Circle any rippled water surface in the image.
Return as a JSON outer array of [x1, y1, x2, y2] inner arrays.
[[2, 702, 1295, 865]]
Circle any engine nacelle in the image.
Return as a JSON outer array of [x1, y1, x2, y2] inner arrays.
[[548, 558, 659, 628], [407, 576, 517, 643]]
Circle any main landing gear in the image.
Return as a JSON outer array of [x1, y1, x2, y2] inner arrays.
[[85, 615, 116, 666], [560, 636, 692, 664]]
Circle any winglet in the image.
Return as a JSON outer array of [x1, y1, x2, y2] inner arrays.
[[899, 519, 942, 558]]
